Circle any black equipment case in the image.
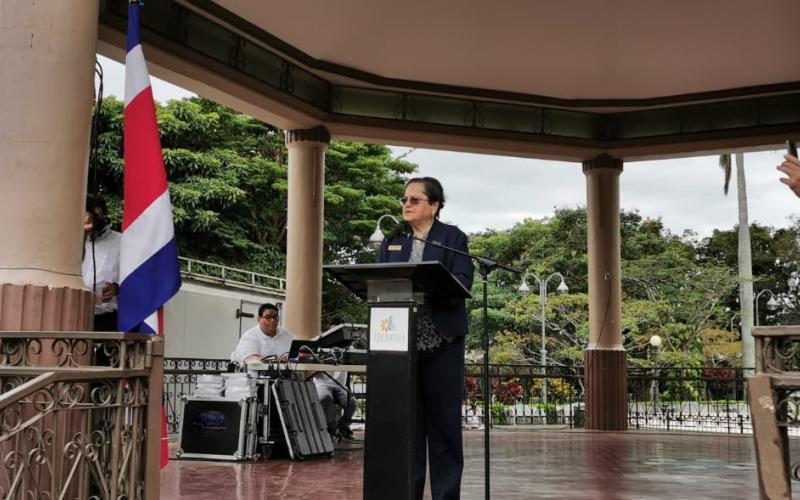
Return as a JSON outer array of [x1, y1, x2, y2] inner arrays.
[[176, 396, 258, 461], [271, 379, 334, 460]]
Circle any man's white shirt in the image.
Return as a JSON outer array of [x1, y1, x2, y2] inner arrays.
[[82, 229, 121, 315], [231, 325, 294, 362]]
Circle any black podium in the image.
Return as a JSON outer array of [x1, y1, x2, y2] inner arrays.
[[324, 262, 471, 500]]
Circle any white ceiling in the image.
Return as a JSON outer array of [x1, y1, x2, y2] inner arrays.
[[214, 0, 800, 101]]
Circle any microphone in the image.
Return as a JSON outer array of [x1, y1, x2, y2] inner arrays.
[[387, 220, 410, 241], [368, 214, 402, 249]]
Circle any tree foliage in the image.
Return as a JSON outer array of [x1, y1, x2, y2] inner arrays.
[[466, 208, 798, 368], [90, 97, 416, 325]]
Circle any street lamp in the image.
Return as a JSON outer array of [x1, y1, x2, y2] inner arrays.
[[649, 335, 662, 411], [729, 312, 740, 332], [754, 289, 780, 326], [518, 272, 569, 406]]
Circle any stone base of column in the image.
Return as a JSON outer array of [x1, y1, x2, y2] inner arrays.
[[0, 283, 93, 331], [584, 349, 627, 430], [0, 284, 93, 497]]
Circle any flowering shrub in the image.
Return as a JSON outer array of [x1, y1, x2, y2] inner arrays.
[[464, 376, 482, 404], [492, 378, 523, 405]]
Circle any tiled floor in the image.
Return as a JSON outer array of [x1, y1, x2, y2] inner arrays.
[[161, 429, 770, 499]]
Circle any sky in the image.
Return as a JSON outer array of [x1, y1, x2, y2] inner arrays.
[[98, 55, 798, 238]]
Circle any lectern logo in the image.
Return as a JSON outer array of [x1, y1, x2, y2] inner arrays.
[[379, 315, 396, 334], [370, 307, 409, 352]]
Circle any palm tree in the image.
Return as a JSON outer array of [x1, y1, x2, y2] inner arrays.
[[719, 152, 754, 373]]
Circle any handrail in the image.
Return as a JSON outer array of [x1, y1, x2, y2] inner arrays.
[[752, 326, 800, 338], [0, 369, 150, 411], [179, 256, 286, 291], [0, 332, 163, 499], [0, 331, 153, 340]]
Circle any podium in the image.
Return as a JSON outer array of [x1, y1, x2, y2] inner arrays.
[[324, 262, 471, 500]]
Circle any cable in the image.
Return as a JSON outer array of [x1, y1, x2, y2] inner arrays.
[[88, 59, 104, 198], [594, 273, 613, 348], [86, 59, 105, 301]]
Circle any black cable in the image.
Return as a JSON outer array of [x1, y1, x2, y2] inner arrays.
[[86, 59, 105, 300], [594, 274, 614, 349], [89, 60, 103, 197]]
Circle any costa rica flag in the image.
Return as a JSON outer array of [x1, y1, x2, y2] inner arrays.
[[119, 1, 181, 469]]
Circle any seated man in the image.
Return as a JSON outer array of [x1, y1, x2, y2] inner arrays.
[[231, 304, 294, 362], [314, 371, 357, 440]]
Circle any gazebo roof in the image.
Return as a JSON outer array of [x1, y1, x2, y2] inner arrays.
[[218, 0, 799, 104], [97, 0, 800, 161]]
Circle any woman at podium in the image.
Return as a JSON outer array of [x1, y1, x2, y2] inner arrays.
[[378, 177, 473, 500]]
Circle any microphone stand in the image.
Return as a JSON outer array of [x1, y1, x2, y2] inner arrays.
[[399, 230, 521, 500]]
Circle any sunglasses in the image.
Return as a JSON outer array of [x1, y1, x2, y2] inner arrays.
[[401, 196, 430, 206]]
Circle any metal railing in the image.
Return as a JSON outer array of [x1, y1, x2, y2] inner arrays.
[[627, 366, 753, 434], [179, 256, 286, 293], [163, 358, 232, 433], [0, 332, 164, 500], [164, 358, 762, 436]]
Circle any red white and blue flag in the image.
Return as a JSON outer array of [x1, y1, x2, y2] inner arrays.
[[120, 1, 181, 468], [119, 2, 181, 335]]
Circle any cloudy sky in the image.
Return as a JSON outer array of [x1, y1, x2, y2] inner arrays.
[[98, 55, 798, 238]]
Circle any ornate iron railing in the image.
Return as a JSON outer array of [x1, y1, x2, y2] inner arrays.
[[162, 358, 231, 433], [463, 363, 585, 427], [749, 326, 800, 495], [627, 366, 754, 434], [164, 358, 760, 435], [0, 332, 163, 500]]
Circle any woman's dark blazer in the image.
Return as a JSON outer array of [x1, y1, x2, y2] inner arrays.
[[378, 219, 474, 338]]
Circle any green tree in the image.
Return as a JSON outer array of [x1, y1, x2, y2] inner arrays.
[[700, 223, 800, 325], [467, 207, 741, 368], [90, 96, 416, 325]]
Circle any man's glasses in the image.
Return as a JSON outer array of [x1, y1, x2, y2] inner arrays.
[[261, 314, 279, 321], [401, 196, 429, 206]]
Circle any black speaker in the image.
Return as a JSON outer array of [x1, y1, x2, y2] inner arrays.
[[177, 397, 256, 461]]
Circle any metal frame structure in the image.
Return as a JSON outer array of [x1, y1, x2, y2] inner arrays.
[[97, 0, 800, 159], [0, 332, 164, 500]]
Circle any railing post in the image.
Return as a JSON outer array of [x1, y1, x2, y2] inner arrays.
[[144, 336, 164, 500]]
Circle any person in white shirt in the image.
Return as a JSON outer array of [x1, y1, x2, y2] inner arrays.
[[82, 195, 121, 332], [314, 371, 357, 440], [231, 303, 294, 362]]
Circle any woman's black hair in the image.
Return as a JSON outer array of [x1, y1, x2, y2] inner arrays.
[[404, 177, 445, 218]]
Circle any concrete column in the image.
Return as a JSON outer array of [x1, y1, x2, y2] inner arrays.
[[583, 153, 626, 430], [284, 126, 330, 339], [0, 0, 96, 330]]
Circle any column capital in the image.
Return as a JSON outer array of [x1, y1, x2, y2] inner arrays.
[[582, 153, 623, 174], [285, 126, 330, 146]]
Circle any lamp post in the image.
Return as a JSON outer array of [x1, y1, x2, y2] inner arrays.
[[754, 289, 780, 326], [649, 335, 662, 412], [518, 272, 569, 406], [729, 313, 739, 332]]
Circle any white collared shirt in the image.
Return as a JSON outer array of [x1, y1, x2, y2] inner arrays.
[[82, 229, 121, 315], [231, 325, 295, 362]]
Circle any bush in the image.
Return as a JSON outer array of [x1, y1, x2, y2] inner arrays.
[[492, 378, 523, 405], [490, 402, 510, 425]]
